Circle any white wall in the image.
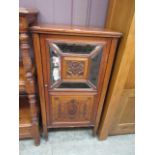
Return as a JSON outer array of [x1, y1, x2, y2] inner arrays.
[[19, 0, 108, 28]]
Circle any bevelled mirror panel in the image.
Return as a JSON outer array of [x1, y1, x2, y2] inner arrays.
[[89, 48, 103, 86], [50, 42, 103, 89]]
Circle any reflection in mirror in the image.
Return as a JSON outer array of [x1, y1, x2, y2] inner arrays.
[[50, 48, 61, 85], [57, 82, 91, 89], [56, 43, 96, 54], [89, 48, 103, 86]]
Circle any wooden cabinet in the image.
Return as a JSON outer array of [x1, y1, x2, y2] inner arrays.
[[31, 25, 122, 138], [19, 8, 40, 145]]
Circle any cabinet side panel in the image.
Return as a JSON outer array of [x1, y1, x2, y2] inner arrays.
[[94, 38, 119, 133]]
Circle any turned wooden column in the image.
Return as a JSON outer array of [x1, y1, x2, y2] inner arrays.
[[19, 8, 40, 145]]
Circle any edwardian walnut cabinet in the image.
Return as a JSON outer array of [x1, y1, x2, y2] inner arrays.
[[31, 25, 122, 138]]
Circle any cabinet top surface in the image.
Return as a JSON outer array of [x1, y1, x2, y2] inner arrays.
[[30, 24, 122, 38]]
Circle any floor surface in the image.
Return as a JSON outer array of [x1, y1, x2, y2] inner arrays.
[[19, 128, 135, 155]]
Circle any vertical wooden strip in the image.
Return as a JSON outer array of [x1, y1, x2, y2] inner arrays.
[[98, 0, 135, 140], [98, 14, 135, 139], [20, 31, 40, 145], [94, 38, 119, 134], [40, 36, 49, 124], [32, 33, 48, 139], [105, 0, 117, 28], [28, 94, 40, 145], [105, 0, 135, 31]]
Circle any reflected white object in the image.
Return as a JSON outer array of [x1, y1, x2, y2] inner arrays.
[[52, 56, 60, 81], [53, 68, 60, 81], [53, 56, 60, 67]]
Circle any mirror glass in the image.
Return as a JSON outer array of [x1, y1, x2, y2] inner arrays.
[[50, 48, 61, 85], [89, 48, 103, 86], [55, 42, 96, 54]]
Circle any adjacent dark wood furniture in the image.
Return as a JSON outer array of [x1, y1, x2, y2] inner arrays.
[[19, 8, 40, 145], [31, 25, 122, 139], [98, 0, 135, 140]]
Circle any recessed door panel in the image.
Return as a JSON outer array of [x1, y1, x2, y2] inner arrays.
[[50, 94, 96, 127]]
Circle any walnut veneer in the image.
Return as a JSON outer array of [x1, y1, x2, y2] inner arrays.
[[31, 25, 122, 139]]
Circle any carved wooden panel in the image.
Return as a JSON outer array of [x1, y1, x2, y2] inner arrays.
[[66, 61, 84, 77], [62, 57, 89, 80], [50, 95, 95, 126]]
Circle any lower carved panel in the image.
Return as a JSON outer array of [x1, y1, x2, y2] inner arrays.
[[50, 95, 95, 127]]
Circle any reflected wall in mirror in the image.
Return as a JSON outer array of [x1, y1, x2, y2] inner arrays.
[[57, 82, 91, 89]]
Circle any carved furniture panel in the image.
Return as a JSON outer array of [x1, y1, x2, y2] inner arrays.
[[50, 95, 95, 127], [62, 57, 88, 80]]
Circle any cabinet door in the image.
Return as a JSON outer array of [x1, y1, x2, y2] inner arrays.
[[40, 35, 111, 127], [49, 94, 97, 127]]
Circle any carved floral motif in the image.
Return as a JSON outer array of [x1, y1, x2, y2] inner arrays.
[[66, 61, 84, 77]]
